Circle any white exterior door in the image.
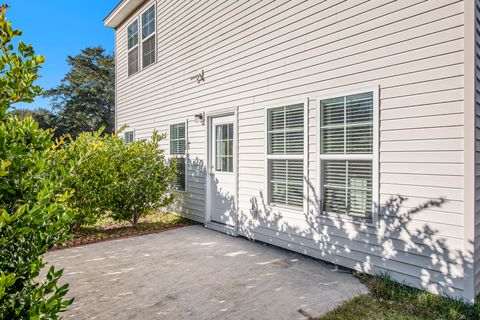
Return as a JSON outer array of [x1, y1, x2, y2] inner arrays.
[[208, 115, 236, 226]]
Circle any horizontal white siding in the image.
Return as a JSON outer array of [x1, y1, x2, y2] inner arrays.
[[114, 0, 469, 298]]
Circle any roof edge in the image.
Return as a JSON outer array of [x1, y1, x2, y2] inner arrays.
[[104, 0, 146, 28]]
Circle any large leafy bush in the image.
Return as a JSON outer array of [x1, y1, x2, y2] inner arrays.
[[108, 132, 176, 225], [0, 117, 73, 319], [52, 130, 118, 228], [54, 130, 177, 226], [0, 5, 73, 319]]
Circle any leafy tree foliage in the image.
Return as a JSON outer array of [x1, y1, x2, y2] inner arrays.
[[45, 47, 114, 137], [0, 117, 73, 319], [53, 130, 177, 227], [0, 5, 73, 319], [0, 5, 44, 114], [9, 108, 63, 137]]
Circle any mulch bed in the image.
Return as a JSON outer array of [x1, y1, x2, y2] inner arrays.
[[51, 223, 191, 251]]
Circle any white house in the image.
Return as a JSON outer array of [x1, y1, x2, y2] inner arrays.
[[105, 0, 480, 302]]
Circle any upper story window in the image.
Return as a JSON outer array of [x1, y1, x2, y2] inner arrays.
[[126, 4, 156, 76], [141, 4, 156, 68], [127, 19, 139, 76]]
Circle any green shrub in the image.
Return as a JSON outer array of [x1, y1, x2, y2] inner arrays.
[[54, 130, 177, 227], [0, 5, 74, 319], [52, 130, 119, 228], [0, 116, 74, 319], [108, 131, 176, 225]]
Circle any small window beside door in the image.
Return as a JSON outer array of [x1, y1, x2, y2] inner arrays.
[[170, 123, 186, 191], [215, 123, 234, 173], [266, 104, 305, 209]]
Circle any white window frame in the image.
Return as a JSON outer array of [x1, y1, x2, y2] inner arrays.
[[316, 86, 379, 224], [140, 3, 157, 70], [264, 99, 309, 213], [170, 121, 188, 192], [126, 18, 139, 76], [124, 1, 157, 76], [124, 129, 135, 144]]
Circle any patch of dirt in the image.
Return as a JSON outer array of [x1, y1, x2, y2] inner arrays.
[[51, 224, 189, 251]]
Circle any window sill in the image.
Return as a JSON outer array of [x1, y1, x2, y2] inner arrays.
[[212, 171, 235, 175], [320, 211, 376, 227], [268, 203, 304, 214]]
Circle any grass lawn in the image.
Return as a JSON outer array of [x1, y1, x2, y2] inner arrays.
[[56, 212, 193, 249], [317, 274, 479, 320]]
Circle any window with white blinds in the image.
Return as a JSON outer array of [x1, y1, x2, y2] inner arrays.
[[267, 104, 305, 208], [319, 91, 375, 219], [170, 123, 186, 191]]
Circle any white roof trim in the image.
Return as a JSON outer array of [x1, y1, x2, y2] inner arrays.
[[104, 0, 146, 28]]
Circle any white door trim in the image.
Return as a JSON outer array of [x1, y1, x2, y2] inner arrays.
[[205, 110, 238, 236]]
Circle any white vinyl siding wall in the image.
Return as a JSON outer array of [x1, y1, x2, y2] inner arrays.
[[114, 0, 471, 298]]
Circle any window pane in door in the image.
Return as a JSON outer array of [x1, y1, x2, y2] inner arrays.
[[215, 123, 233, 172]]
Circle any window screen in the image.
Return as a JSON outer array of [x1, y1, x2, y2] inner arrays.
[[128, 47, 139, 76], [141, 5, 155, 39], [141, 5, 156, 68], [127, 19, 139, 76], [142, 36, 155, 68], [127, 20, 138, 49]]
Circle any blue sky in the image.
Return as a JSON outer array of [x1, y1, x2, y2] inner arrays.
[[7, 0, 119, 110]]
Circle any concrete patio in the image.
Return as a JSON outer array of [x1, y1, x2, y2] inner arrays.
[[46, 225, 368, 320]]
